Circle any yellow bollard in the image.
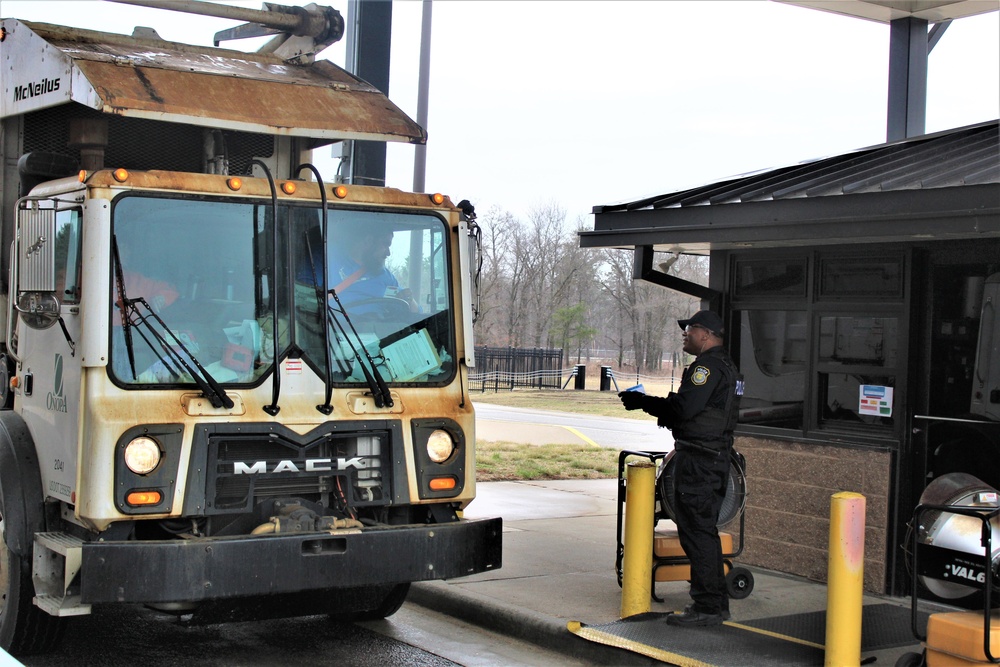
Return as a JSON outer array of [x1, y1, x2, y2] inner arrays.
[[825, 491, 866, 667], [620, 459, 655, 618]]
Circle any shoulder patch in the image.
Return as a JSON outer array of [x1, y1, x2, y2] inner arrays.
[[691, 366, 711, 385]]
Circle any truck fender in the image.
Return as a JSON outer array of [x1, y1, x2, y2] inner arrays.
[[0, 411, 46, 557]]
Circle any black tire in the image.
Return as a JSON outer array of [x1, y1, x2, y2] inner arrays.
[[0, 413, 65, 654], [894, 651, 925, 667], [363, 582, 410, 620], [0, 476, 64, 654], [328, 583, 410, 622], [726, 567, 754, 600]]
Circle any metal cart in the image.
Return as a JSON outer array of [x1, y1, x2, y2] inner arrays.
[[615, 448, 754, 603]]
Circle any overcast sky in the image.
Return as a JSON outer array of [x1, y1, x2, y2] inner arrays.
[[2, 0, 998, 225]]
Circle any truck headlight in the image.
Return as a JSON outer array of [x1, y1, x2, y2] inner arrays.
[[426, 429, 455, 463], [124, 436, 162, 475]]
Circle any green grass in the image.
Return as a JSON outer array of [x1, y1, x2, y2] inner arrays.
[[470, 388, 661, 420], [470, 388, 669, 481], [475, 441, 621, 481]]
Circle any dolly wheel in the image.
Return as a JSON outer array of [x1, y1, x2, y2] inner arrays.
[[894, 651, 925, 667], [726, 567, 754, 600]]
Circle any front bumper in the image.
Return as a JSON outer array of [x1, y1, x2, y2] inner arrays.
[[80, 517, 502, 604]]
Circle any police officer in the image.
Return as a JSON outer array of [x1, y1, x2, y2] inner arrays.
[[619, 310, 742, 627]]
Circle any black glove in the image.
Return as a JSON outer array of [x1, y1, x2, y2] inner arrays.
[[618, 390, 648, 411]]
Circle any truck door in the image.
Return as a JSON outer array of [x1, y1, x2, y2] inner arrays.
[[9, 200, 83, 504]]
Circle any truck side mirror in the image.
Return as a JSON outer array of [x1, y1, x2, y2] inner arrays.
[[15, 206, 61, 330]]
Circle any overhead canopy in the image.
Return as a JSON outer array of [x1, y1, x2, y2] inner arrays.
[[0, 20, 425, 145], [775, 0, 999, 23], [583, 121, 1000, 254]]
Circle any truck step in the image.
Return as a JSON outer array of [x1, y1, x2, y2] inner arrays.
[[35, 531, 85, 554], [33, 531, 91, 617], [33, 593, 91, 617]]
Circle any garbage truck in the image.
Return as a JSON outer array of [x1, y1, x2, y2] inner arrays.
[[0, 1, 500, 654]]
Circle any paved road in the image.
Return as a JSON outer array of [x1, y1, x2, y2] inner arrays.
[[19, 606, 459, 667], [18, 600, 583, 667], [474, 403, 671, 452]]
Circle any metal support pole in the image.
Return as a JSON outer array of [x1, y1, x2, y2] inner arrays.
[[412, 0, 433, 194], [620, 460, 655, 618], [887, 17, 928, 141], [344, 0, 392, 186], [825, 492, 866, 667]]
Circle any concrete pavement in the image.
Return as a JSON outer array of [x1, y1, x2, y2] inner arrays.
[[407, 478, 936, 666], [474, 403, 667, 450]]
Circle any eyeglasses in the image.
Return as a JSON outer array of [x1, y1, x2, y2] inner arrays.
[[684, 324, 715, 335]]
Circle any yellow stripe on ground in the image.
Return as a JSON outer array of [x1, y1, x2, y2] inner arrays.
[[723, 621, 826, 650], [567, 621, 715, 667], [568, 618, 827, 665], [560, 426, 598, 447]]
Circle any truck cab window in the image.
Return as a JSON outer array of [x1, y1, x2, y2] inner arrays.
[[54, 208, 83, 304], [294, 208, 455, 385], [110, 196, 266, 386], [110, 195, 455, 388]]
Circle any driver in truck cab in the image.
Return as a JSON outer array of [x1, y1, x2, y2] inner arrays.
[[329, 229, 417, 312], [298, 223, 419, 314]]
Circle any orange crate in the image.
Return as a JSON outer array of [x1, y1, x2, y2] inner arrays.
[[925, 611, 1000, 665], [652, 532, 733, 582]]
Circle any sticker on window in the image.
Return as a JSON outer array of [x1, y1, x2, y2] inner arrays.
[[859, 385, 892, 417]]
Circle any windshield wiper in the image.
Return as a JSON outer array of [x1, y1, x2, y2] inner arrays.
[[327, 289, 393, 408], [120, 297, 235, 409], [113, 239, 233, 409]]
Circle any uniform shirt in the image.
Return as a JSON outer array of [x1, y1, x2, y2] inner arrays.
[[642, 345, 740, 451]]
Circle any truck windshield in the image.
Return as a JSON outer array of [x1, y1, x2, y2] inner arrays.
[[110, 195, 455, 389]]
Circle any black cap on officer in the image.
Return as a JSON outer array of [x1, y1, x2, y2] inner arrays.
[[677, 310, 725, 337]]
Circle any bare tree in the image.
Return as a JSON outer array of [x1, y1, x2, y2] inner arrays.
[[470, 204, 707, 374]]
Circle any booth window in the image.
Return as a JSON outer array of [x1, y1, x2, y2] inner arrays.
[[819, 256, 903, 300], [731, 249, 908, 442], [736, 310, 807, 429], [734, 258, 807, 299]]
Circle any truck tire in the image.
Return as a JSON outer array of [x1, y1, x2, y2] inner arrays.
[[361, 582, 410, 620], [0, 413, 64, 654], [328, 583, 410, 621]]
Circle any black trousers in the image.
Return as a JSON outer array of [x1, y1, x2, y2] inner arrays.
[[671, 447, 730, 615]]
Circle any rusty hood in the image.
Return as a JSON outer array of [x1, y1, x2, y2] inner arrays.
[[0, 19, 425, 144]]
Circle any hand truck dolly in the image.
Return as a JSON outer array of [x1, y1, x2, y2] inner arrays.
[[615, 448, 754, 603]]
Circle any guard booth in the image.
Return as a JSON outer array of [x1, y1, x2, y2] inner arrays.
[[582, 120, 1000, 597]]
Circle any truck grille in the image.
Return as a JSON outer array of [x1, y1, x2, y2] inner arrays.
[[204, 425, 389, 514]]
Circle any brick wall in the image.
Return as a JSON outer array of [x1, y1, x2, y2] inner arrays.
[[732, 435, 893, 593]]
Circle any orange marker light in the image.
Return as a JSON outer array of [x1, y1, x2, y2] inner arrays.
[[430, 193, 446, 205], [78, 170, 87, 182], [113, 168, 129, 182], [227, 177, 243, 191], [428, 476, 457, 491], [281, 181, 297, 195], [333, 185, 348, 199], [126, 490, 162, 506]]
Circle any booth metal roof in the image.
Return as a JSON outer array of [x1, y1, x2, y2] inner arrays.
[[584, 120, 1000, 254]]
